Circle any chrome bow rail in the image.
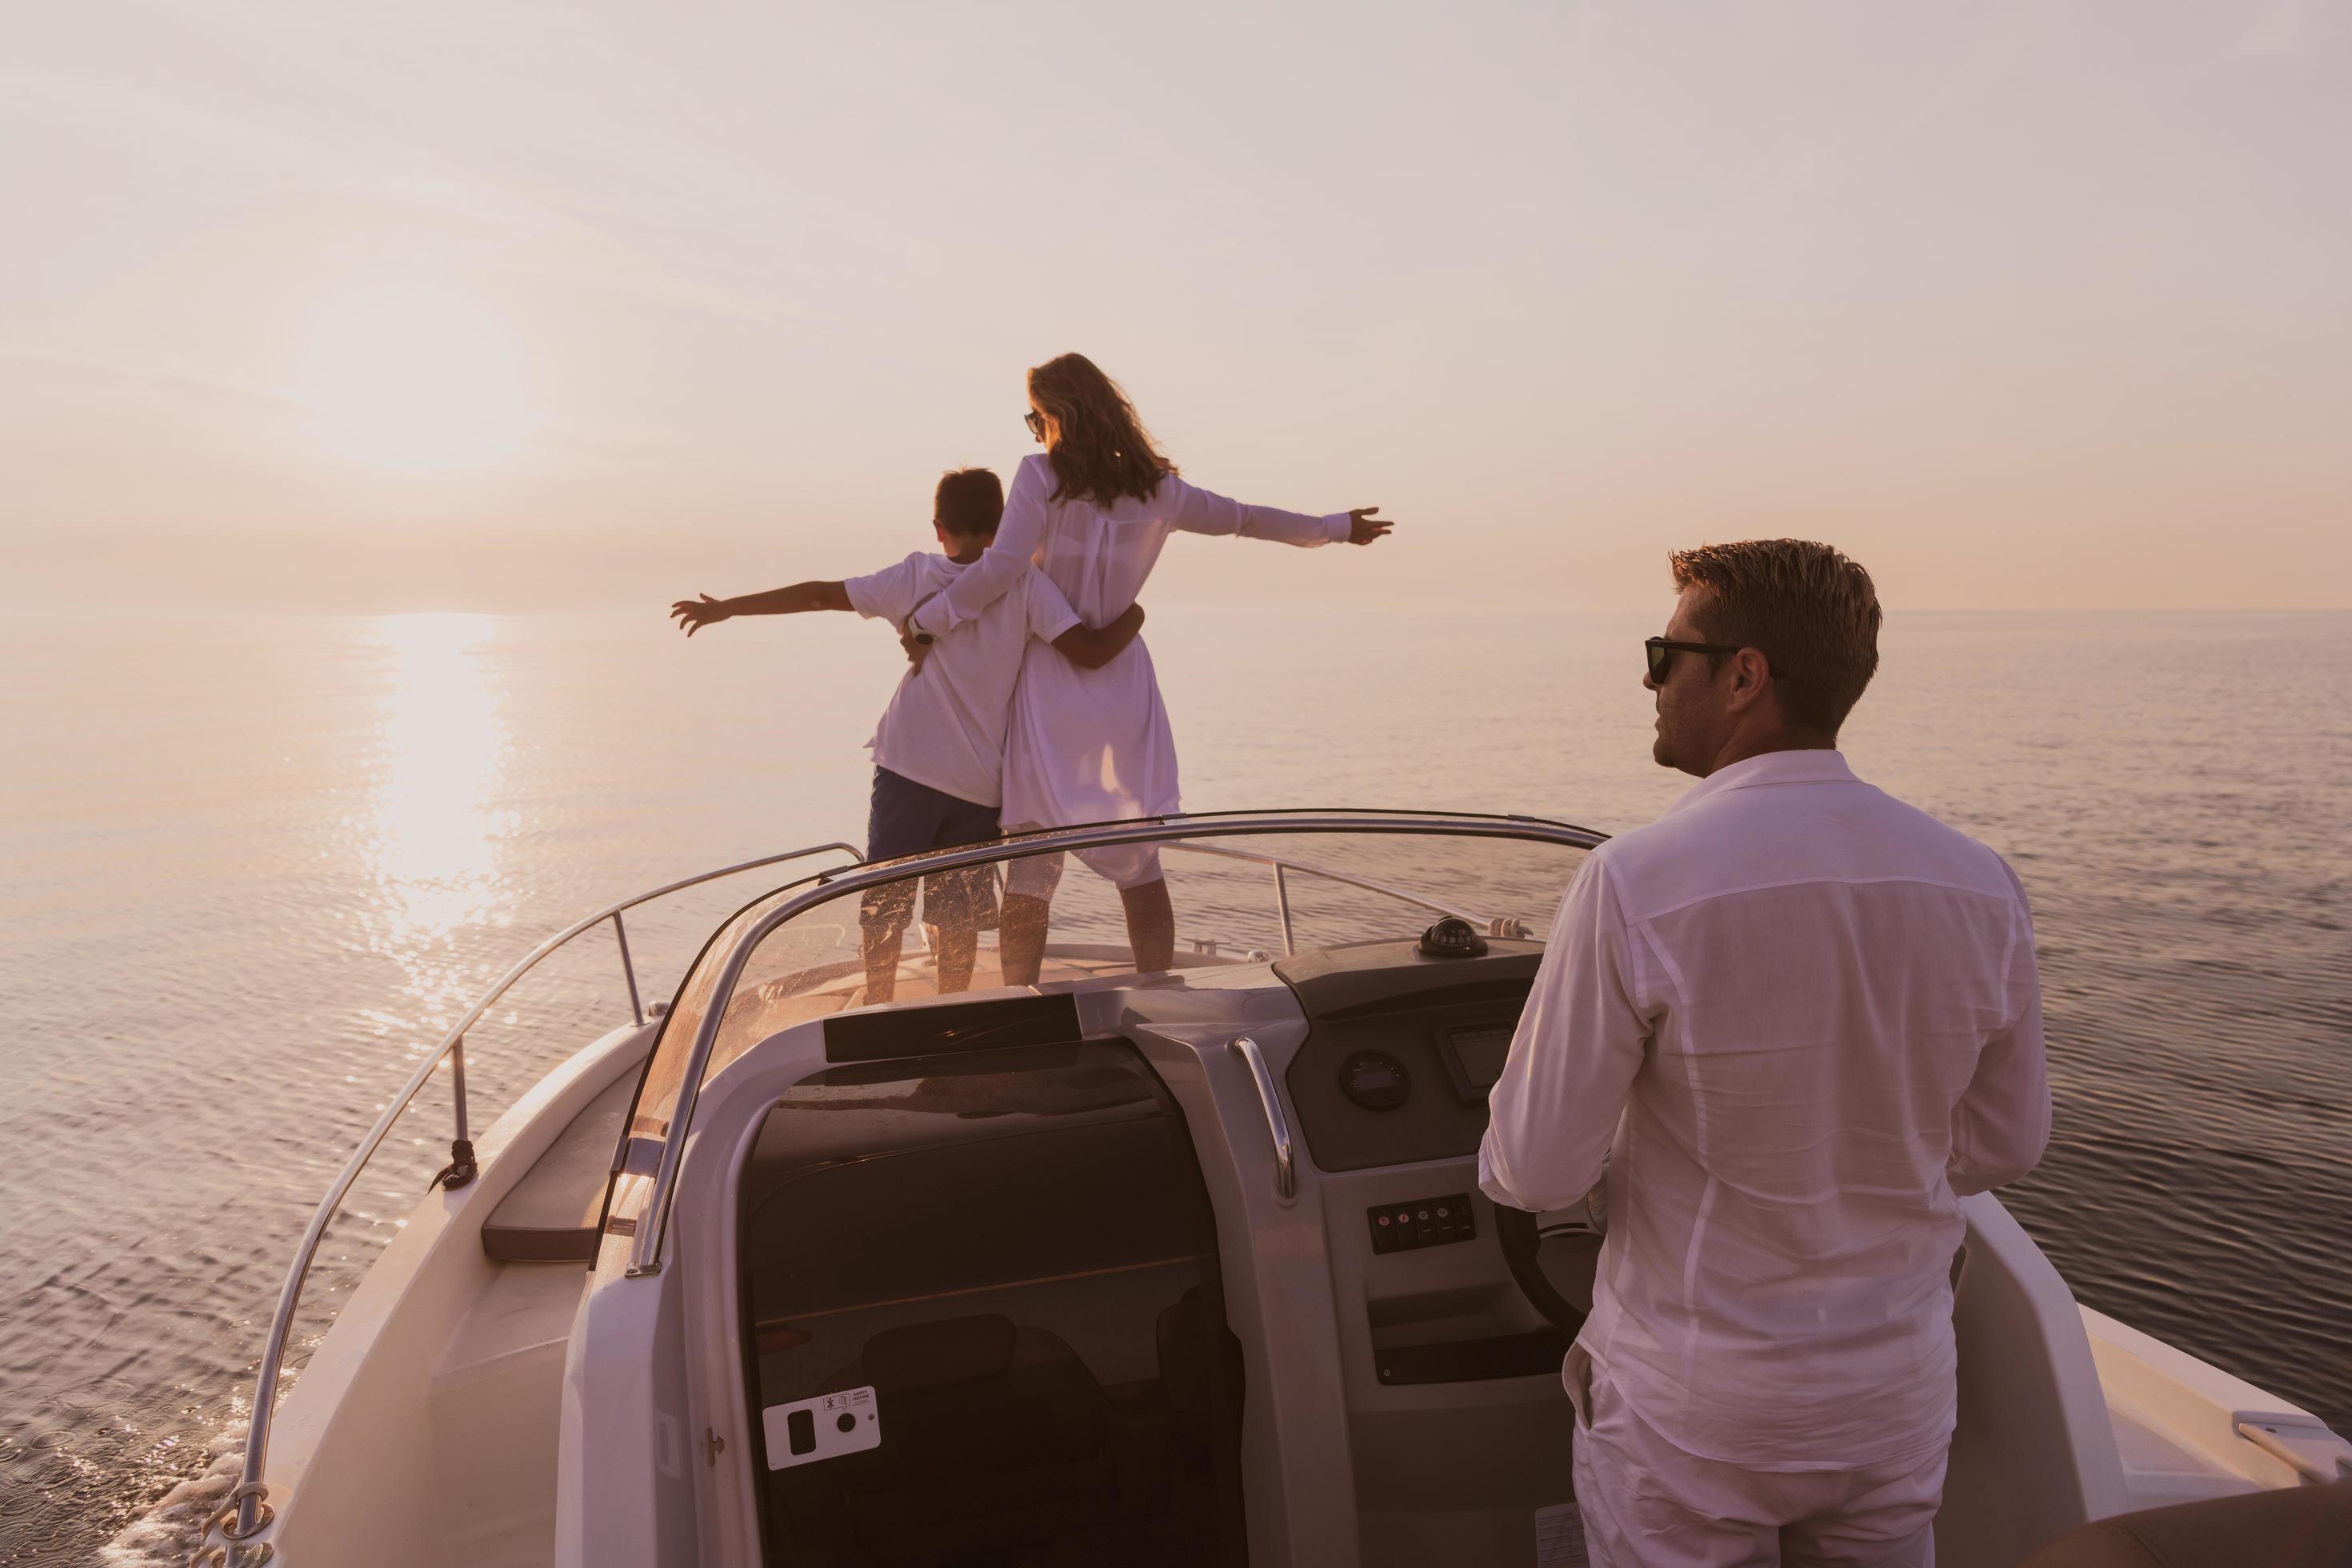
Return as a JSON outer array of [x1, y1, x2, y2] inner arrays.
[[1160, 838, 1486, 954], [223, 841, 861, 1546]]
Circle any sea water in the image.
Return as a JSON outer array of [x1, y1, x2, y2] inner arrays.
[[0, 606, 2343, 1564]]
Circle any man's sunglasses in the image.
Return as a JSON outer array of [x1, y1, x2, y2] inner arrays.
[[1022, 410, 1046, 438], [1645, 637, 1743, 682]]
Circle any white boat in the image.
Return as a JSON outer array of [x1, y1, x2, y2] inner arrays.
[[193, 811, 2351, 1567]]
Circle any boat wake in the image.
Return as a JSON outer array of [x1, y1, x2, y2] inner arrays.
[[98, 1425, 248, 1567]]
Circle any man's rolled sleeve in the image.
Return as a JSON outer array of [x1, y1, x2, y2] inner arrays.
[[1479, 853, 1650, 1213]]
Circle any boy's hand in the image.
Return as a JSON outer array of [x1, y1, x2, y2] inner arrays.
[[670, 594, 732, 636], [1346, 507, 1393, 546]]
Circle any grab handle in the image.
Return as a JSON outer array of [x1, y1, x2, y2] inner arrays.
[[1228, 1036, 1297, 1201]]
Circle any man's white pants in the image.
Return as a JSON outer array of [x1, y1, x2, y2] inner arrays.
[[1567, 1348, 1946, 1568]]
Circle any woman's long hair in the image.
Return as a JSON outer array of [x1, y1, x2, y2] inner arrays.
[[1028, 353, 1177, 508]]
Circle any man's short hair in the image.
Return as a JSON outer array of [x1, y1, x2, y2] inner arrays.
[[934, 467, 1004, 538], [1669, 539, 1882, 738]]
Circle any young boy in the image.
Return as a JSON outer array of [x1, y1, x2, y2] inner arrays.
[[670, 467, 1142, 1002]]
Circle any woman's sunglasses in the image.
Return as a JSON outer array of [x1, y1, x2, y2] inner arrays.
[[1022, 410, 1046, 438], [1645, 636, 1743, 682]]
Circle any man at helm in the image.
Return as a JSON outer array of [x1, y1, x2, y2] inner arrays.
[[1482, 539, 2051, 1566]]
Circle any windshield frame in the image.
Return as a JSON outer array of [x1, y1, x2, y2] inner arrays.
[[622, 807, 1607, 1278]]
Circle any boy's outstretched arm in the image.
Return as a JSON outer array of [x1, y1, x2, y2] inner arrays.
[[671, 581, 851, 636], [1051, 602, 1147, 670]]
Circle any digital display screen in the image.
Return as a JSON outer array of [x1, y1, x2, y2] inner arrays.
[[1444, 1023, 1514, 1090]]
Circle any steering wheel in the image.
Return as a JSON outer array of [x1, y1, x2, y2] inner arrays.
[[1493, 1203, 1592, 1338]]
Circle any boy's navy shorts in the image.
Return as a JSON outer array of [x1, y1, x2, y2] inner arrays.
[[862, 766, 1001, 933]]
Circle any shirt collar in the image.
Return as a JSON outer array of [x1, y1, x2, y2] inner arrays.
[[1662, 748, 1857, 818]]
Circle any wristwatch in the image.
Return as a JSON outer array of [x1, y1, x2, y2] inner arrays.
[[902, 593, 938, 645]]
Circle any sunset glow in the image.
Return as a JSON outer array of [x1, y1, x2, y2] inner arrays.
[[298, 287, 532, 474], [367, 611, 505, 945], [6, 4, 2346, 614]]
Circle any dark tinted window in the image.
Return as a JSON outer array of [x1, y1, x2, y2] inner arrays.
[[741, 1041, 1245, 1566]]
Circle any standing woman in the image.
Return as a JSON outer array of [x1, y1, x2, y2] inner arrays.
[[906, 352, 1392, 981]]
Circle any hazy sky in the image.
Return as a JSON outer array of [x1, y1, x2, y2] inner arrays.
[[6, 1, 2348, 613]]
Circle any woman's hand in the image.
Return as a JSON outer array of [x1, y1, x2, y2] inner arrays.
[[670, 594, 733, 636], [899, 625, 933, 674], [1346, 507, 1394, 546]]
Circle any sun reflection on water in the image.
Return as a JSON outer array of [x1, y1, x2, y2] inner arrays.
[[367, 614, 506, 962]]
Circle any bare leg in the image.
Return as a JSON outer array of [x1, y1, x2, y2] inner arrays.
[[861, 921, 906, 1004], [934, 921, 979, 994], [1120, 877, 1176, 974], [1000, 893, 1051, 986]]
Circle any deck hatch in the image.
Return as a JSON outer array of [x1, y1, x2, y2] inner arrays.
[[738, 1038, 1246, 1565]]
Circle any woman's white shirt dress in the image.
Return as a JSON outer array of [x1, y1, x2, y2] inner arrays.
[[910, 451, 1350, 889]]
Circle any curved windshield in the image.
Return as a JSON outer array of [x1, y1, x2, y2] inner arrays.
[[630, 817, 1597, 1142]]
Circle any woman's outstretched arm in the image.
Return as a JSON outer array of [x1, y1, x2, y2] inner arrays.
[[1168, 478, 1393, 547], [909, 456, 1049, 638]]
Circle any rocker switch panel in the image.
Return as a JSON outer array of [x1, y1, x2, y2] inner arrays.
[[1368, 1193, 1474, 1254]]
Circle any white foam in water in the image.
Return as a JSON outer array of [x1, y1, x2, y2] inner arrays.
[[95, 1426, 249, 1566]]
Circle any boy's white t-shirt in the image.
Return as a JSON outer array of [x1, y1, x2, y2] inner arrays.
[[842, 552, 1081, 809]]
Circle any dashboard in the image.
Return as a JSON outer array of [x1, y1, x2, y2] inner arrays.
[[1272, 938, 1542, 1172]]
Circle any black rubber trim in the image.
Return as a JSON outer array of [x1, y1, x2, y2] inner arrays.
[[822, 992, 1083, 1063], [481, 1223, 601, 1265]]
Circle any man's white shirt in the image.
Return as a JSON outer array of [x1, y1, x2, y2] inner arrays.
[[842, 553, 1079, 809], [1479, 750, 2050, 1470]]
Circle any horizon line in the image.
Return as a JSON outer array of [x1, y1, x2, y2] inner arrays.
[[6, 599, 2350, 619]]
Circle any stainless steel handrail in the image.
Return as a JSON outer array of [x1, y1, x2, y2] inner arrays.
[[612, 910, 646, 1026], [1227, 1035, 1296, 1199], [227, 839, 861, 1540], [1158, 840, 1486, 930], [1274, 863, 1295, 955], [626, 810, 1604, 1277]]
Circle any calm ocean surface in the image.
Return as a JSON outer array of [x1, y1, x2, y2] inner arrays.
[[1, 605, 2346, 1564]]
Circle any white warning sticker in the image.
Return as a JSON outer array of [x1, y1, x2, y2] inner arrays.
[[1535, 1500, 1590, 1566], [762, 1385, 882, 1470]]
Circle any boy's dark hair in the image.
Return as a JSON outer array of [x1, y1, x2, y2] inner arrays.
[[934, 467, 1004, 538]]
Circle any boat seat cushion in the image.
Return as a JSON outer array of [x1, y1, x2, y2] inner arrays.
[[864, 1313, 1016, 1388], [480, 1067, 638, 1263], [2019, 1479, 2352, 1568]]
